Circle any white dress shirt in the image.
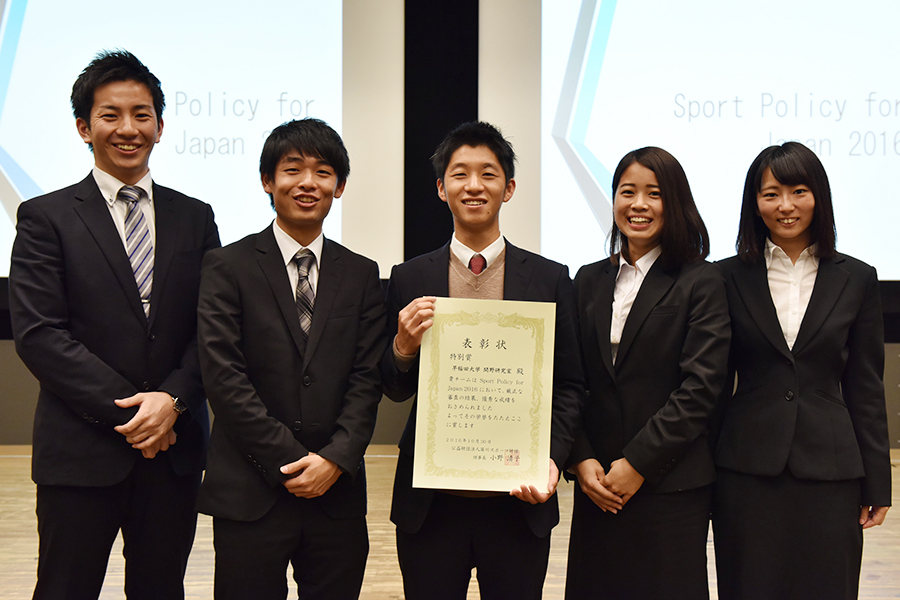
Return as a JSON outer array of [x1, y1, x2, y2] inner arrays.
[[610, 245, 662, 363], [92, 166, 156, 248], [765, 238, 818, 350], [273, 221, 324, 294], [450, 232, 505, 270]]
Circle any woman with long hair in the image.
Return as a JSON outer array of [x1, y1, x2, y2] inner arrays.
[[566, 147, 730, 599], [712, 141, 891, 599]]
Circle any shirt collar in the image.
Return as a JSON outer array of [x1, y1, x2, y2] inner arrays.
[[92, 166, 154, 206], [273, 220, 324, 268], [617, 244, 662, 279], [450, 232, 505, 269], [764, 237, 818, 268]]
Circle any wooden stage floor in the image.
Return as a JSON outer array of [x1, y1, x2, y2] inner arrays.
[[1, 445, 898, 599]]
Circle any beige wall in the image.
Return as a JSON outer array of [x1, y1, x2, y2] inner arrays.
[[0, 340, 38, 445], [342, 0, 406, 276], [479, 0, 542, 254]]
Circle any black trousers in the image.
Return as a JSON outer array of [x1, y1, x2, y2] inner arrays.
[[712, 468, 863, 600], [396, 492, 551, 600], [33, 456, 201, 600], [566, 482, 712, 600], [212, 490, 368, 600]]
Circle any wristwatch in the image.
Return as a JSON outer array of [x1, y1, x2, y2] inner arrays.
[[162, 391, 187, 415]]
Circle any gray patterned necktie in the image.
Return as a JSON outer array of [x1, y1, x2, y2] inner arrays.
[[117, 186, 153, 318], [293, 249, 316, 341]]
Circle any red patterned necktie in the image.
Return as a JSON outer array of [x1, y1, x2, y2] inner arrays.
[[469, 254, 486, 275]]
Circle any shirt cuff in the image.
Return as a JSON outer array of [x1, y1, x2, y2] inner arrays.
[[393, 336, 418, 373]]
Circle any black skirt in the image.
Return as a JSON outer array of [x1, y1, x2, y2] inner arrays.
[[712, 467, 863, 600], [566, 482, 712, 600]]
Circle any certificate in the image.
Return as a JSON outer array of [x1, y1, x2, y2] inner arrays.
[[413, 297, 556, 493]]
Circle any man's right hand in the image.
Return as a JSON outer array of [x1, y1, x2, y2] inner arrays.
[[395, 296, 437, 357]]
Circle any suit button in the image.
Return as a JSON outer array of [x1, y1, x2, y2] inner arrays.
[[293, 421, 302, 431], [785, 390, 794, 401], [303, 376, 311, 386], [142, 381, 151, 391], [147, 333, 155, 341]]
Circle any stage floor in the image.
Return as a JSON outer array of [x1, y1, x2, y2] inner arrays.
[[1, 445, 898, 599]]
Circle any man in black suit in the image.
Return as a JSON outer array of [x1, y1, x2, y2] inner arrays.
[[196, 118, 387, 599], [381, 121, 584, 600], [9, 50, 220, 600]]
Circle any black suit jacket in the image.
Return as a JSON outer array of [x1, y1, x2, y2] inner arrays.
[[196, 227, 387, 522], [381, 241, 585, 538], [10, 174, 220, 486], [569, 258, 730, 493], [714, 254, 892, 506]]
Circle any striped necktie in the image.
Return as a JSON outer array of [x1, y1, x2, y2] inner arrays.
[[293, 249, 316, 341], [118, 186, 153, 318]]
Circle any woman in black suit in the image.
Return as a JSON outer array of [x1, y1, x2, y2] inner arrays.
[[565, 147, 731, 599], [712, 142, 892, 600]]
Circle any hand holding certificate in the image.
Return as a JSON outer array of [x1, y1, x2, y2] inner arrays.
[[413, 297, 556, 493]]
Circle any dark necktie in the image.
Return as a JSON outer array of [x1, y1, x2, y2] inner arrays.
[[293, 249, 316, 341], [117, 186, 153, 318], [469, 253, 486, 275]]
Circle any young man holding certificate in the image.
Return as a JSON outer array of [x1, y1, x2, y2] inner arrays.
[[381, 121, 585, 600]]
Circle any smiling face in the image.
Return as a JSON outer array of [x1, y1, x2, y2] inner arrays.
[[263, 153, 345, 246], [756, 167, 815, 255], [614, 162, 664, 262], [437, 144, 515, 251], [76, 80, 162, 185]]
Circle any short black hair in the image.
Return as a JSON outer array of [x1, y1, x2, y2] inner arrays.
[[609, 147, 709, 270], [260, 118, 349, 183], [71, 50, 164, 125], [736, 141, 836, 263], [431, 121, 515, 184]]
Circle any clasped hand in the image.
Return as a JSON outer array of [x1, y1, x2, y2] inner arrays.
[[114, 392, 179, 459], [572, 457, 645, 513], [280, 452, 341, 498]]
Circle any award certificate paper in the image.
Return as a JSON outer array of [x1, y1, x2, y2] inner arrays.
[[413, 297, 556, 493]]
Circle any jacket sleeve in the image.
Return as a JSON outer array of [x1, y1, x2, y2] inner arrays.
[[10, 199, 138, 427], [548, 265, 587, 469], [158, 202, 220, 426], [380, 264, 420, 402], [842, 266, 891, 506], [314, 260, 388, 476]]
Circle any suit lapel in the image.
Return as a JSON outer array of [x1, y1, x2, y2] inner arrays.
[[502, 241, 533, 301], [791, 255, 848, 355], [616, 261, 675, 367], [255, 227, 309, 357], [729, 260, 792, 359], [148, 184, 177, 329], [426, 243, 452, 297], [72, 175, 147, 327], [593, 260, 617, 379], [303, 238, 343, 366]]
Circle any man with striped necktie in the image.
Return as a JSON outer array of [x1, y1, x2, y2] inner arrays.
[[196, 118, 387, 599], [9, 50, 220, 600]]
